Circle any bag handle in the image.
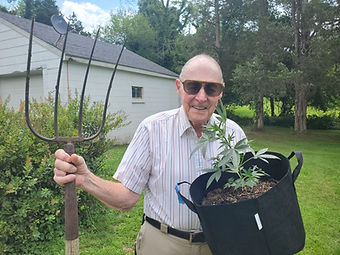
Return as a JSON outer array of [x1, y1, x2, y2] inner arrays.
[[288, 151, 303, 183], [175, 181, 198, 214]]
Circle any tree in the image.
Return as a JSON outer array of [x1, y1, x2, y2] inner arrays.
[[290, 0, 339, 132], [0, 5, 9, 12], [12, 0, 59, 25], [100, 0, 193, 72], [217, 0, 293, 128], [233, 58, 291, 129], [67, 12, 90, 36], [138, 0, 193, 71], [100, 11, 158, 63]]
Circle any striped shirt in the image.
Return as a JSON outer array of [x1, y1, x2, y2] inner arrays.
[[113, 106, 246, 231]]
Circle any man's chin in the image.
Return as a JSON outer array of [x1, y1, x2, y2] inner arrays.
[[189, 115, 210, 126]]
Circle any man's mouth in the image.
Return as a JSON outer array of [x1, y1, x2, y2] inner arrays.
[[192, 106, 208, 110]]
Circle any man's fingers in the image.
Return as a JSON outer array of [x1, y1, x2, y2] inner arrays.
[[70, 154, 85, 167], [55, 149, 85, 168], [55, 149, 71, 162], [53, 168, 76, 185], [55, 158, 77, 173], [54, 167, 66, 177]]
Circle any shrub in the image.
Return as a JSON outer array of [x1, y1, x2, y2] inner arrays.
[[226, 109, 254, 126], [307, 114, 339, 130], [264, 115, 295, 128], [0, 96, 128, 254]]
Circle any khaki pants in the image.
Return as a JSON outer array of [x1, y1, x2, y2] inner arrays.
[[135, 221, 212, 255]]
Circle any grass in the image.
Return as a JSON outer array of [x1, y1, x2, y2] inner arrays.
[[42, 127, 340, 254], [246, 127, 340, 255]]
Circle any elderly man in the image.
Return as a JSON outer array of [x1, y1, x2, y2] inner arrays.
[[53, 54, 246, 255]]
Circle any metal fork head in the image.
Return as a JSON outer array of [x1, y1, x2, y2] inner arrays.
[[25, 18, 124, 144]]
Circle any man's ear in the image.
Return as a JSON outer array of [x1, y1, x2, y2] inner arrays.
[[175, 79, 181, 94]]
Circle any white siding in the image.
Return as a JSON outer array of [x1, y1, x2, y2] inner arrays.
[[0, 19, 60, 108], [0, 21, 59, 76], [0, 73, 43, 109], [109, 69, 180, 143]]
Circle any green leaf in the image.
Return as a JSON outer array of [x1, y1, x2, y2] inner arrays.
[[234, 137, 247, 148], [232, 150, 240, 168], [259, 157, 269, 163], [259, 154, 280, 160], [254, 148, 268, 158], [206, 171, 219, 189], [217, 150, 233, 167]]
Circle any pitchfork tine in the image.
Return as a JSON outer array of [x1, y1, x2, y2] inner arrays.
[[78, 28, 101, 136], [25, 19, 54, 142], [84, 44, 125, 141], [54, 22, 70, 138]]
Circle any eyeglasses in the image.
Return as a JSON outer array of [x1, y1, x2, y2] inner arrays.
[[180, 80, 224, 97]]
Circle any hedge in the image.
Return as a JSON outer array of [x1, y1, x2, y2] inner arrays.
[[0, 95, 127, 254]]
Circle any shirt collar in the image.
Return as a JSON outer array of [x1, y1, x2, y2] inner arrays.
[[179, 106, 193, 137], [178, 106, 218, 137]]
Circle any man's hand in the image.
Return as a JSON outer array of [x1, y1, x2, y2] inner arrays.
[[54, 149, 90, 187]]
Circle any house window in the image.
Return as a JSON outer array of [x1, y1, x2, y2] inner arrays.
[[132, 86, 143, 99]]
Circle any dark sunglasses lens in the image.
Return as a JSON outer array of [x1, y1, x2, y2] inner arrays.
[[184, 81, 202, 95], [205, 83, 222, 96]]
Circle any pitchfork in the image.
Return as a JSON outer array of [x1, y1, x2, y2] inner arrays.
[[25, 16, 124, 255]]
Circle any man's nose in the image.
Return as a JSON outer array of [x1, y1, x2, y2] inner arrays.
[[195, 86, 208, 101]]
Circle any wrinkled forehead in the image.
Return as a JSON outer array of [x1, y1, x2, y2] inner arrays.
[[180, 57, 223, 83]]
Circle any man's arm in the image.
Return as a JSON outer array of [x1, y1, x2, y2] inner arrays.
[[54, 149, 140, 211]]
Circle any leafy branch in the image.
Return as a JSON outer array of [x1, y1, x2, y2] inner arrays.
[[192, 100, 279, 190]]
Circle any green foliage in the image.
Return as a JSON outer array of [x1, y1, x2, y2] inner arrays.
[[192, 100, 279, 190], [67, 12, 90, 36], [0, 5, 9, 12], [0, 95, 127, 254], [101, 11, 158, 63], [307, 114, 340, 130], [100, 0, 193, 72], [264, 115, 295, 128], [13, 0, 59, 25]]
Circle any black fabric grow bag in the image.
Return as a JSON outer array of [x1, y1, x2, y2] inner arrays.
[[177, 151, 305, 255]]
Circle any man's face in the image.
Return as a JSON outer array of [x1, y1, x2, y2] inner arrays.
[[176, 58, 223, 128]]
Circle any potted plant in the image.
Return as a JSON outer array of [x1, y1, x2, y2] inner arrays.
[[176, 101, 305, 255]]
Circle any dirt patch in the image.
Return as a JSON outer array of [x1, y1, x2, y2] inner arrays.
[[202, 179, 278, 206]]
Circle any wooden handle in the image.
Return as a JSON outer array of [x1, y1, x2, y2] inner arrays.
[[64, 143, 79, 255]]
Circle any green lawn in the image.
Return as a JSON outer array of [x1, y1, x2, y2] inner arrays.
[[246, 127, 340, 255], [43, 127, 340, 254]]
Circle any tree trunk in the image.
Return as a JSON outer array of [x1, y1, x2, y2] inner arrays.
[[215, 0, 220, 49], [294, 84, 307, 132], [292, 0, 308, 133], [256, 95, 264, 130], [270, 97, 275, 117]]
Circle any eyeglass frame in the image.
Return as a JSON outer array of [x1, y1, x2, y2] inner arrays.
[[180, 79, 225, 97]]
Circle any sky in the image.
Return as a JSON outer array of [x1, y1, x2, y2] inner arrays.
[[1, 0, 138, 31]]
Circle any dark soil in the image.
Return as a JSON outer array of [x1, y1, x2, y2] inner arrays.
[[202, 179, 278, 206]]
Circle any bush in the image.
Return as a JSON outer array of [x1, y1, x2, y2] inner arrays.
[[264, 114, 340, 130], [0, 96, 128, 254], [226, 109, 254, 126], [307, 114, 339, 130], [264, 115, 295, 128]]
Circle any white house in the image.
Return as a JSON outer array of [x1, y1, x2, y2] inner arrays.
[[0, 11, 180, 144]]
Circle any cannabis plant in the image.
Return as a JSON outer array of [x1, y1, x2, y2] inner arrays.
[[193, 100, 279, 190]]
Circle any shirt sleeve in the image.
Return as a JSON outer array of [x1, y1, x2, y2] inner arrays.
[[113, 121, 152, 194]]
